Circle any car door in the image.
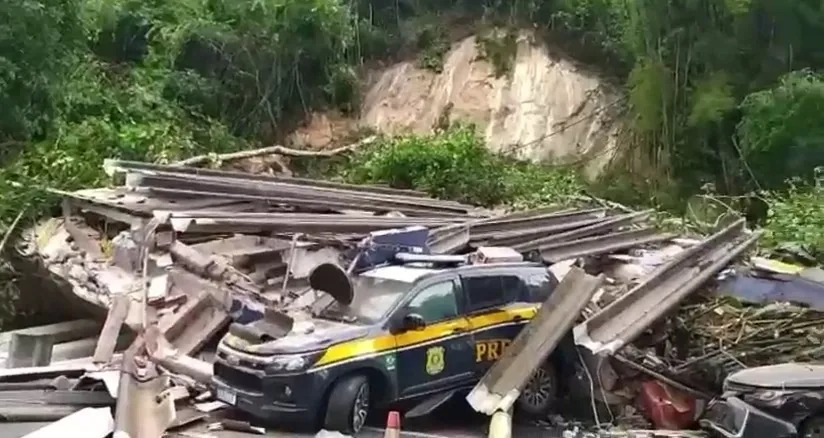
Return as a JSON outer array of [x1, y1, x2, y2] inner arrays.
[[461, 273, 538, 376], [393, 277, 475, 399]]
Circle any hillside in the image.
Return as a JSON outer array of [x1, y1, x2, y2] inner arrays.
[[0, 0, 823, 325]]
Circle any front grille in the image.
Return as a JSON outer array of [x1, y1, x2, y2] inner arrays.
[[214, 362, 262, 392], [706, 401, 738, 430]]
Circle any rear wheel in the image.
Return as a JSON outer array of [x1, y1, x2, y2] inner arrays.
[[516, 361, 558, 418], [323, 374, 371, 434]]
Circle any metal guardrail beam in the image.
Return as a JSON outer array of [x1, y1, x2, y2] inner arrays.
[[427, 222, 480, 242], [511, 210, 652, 252], [427, 225, 472, 254], [130, 171, 472, 215], [539, 228, 675, 263], [472, 217, 607, 246], [145, 187, 466, 218], [466, 267, 605, 415], [104, 159, 433, 198], [114, 160, 471, 210], [470, 208, 605, 236], [159, 211, 461, 234], [573, 219, 759, 355]]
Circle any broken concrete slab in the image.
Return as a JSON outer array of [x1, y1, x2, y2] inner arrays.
[[7, 333, 56, 368], [467, 267, 605, 415], [0, 320, 101, 349], [20, 407, 114, 438], [94, 294, 131, 363]]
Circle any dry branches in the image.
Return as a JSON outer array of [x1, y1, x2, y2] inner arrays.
[[174, 136, 377, 167]]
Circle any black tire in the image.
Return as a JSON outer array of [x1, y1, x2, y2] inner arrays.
[[802, 416, 824, 438], [323, 374, 371, 434], [516, 361, 558, 418]]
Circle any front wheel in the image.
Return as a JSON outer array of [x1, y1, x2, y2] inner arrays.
[[802, 416, 824, 438], [323, 374, 371, 434], [516, 361, 558, 418]]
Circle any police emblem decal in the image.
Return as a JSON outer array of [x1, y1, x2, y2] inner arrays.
[[425, 346, 445, 375]]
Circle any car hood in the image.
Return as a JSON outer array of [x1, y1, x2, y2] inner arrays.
[[222, 317, 371, 355], [726, 363, 824, 389]]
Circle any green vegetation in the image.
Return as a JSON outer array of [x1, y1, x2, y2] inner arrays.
[[761, 174, 824, 261], [416, 25, 451, 73], [1, 0, 824, 324], [475, 27, 518, 77], [344, 125, 585, 207]]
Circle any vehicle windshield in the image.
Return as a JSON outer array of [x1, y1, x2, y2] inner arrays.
[[316, 275, 412, 324]]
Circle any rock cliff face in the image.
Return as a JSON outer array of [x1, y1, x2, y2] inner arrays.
[[289, 31, 624, 179], [359, 31, 623, 178]]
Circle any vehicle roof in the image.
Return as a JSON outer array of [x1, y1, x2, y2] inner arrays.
[[360, 262, 547, 284], [360, 265, 440, 283], [448, 262, 546, 274]]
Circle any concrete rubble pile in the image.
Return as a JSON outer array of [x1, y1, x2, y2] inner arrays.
[[0, 157, 820, 438]]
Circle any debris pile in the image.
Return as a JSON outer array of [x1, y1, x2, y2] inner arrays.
[[685, 297, 824, 365], [1, 156, 820, 438], [664, 293, 824, 389]]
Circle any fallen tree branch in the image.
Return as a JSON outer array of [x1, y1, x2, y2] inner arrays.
[[174, 135, 377, 167], [0, 210, 26, 255]]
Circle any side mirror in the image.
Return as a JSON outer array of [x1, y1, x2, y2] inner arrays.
[[404, 313, 426, 331], [391, 313, 426, 333]]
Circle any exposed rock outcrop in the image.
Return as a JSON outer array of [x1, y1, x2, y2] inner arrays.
[[358, 31, 624, 178]]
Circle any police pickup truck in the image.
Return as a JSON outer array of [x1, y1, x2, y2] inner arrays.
[[212, 255, 571, 434]]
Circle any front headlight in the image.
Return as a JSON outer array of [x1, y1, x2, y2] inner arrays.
[[745, 389, 793, 405], [266, 352, 323, 373]]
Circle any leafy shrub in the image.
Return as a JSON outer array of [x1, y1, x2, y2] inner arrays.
[[416, 25, 450, 72], [737, 70, 824, 189], [475, 27, 517, 77], [761, 170, 824, 262], [345, 125, 585, 207]]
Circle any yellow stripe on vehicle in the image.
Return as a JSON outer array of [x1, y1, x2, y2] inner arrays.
[[467, 305, 537, 329], [314, 333, 397, 366], [313, 305, 538, 368], [315, 318, 470, 366]]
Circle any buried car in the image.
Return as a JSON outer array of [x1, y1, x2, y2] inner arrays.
[[212, 257, 576, 434], [701, 363, 824, 438]]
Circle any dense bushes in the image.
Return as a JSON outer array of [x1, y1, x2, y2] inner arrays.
[[761, 173, 824, 263], [737, 71, 824, 189], [345, 126, 586, 208], [0, 0, 366, 232]]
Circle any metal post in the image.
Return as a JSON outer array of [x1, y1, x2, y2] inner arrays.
[[114, 350, 175, 438]]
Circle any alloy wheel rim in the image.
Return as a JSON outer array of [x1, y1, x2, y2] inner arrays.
[[522, 368, 553, 409], [352, 384, 369, 432], [805, 424, 824, 438]]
